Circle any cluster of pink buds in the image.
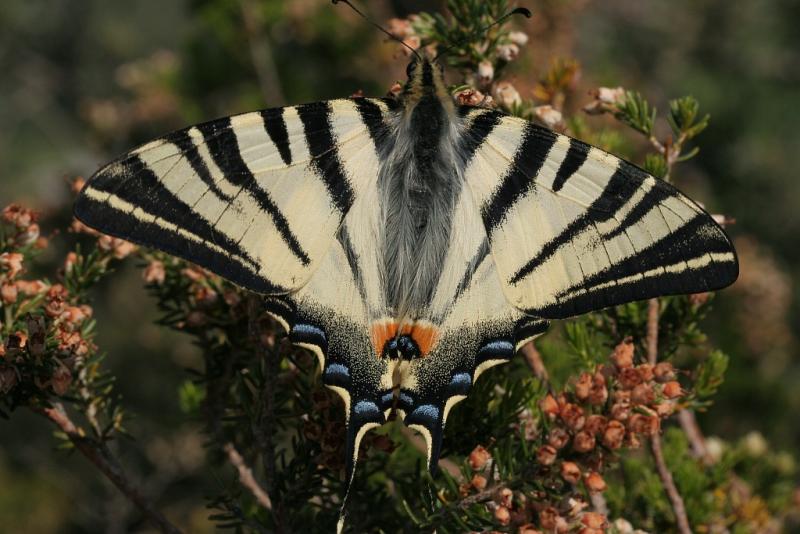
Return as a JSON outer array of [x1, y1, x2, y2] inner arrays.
[[1, 203, 99, 400], [457, 338, 684, 532]]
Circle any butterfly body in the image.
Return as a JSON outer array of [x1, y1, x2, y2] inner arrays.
[[74, 54, 737, 496]]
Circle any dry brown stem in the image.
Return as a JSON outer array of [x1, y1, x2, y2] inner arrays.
[[38, 403, 182, 534], [521, 341, 549, 383], [224, 442, 274, 510], [645, 297, 693, 534]]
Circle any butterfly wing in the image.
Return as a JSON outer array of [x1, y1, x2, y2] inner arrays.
[[75, 95, 398, 487], [75, 98, 394, 294], [461, 108, 738, 319]]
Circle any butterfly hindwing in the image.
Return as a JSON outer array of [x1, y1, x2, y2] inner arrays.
[[462, 109, 739, 319], [75, 98, 395, 294]]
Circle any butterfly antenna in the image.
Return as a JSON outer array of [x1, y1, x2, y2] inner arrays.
[[332, 0, 423, 61], [433, 6, 532, 62]]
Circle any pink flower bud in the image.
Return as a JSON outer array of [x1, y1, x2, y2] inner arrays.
[[469, 445, 491, 470], [494, 505, 511, 526], [493, 81, 522, 109], [573, 431, 596, 452], [548, 427, 570, 449], [537, 444, 558, 465], [477, 61, 494, 84], [611, 338, 635, 368], [603, 420, 626, 449], [561, 461, 581, 484], [143, 260, 166, 285], [508, 31, 529, 46], [663, 381, 683, 399], [533, 105, 563, 128], [496, 43, 520, 62], [583, 473, 607, 494]]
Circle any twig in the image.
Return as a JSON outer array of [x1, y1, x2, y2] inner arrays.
[[646, 298, 660, 365], [38, 403, 183, 534], [239, 0, 286, 106], [651, 436, 692, 534], [678, 409, 713, 464], [454, 485, 501, 509], [224, 442, 273, 510], [590, 492, 609, 516], [645, 297, 692, 534], [521, 342, 549, 383]]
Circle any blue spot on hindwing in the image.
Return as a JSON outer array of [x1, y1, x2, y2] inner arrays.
[[449, 372, 472, 394], [380, 391, 395, 409], [410, 404, 440, 424], [476, 339, 514, 363], [291, 322, 327, 345], [323, 363, 350, 387], [354, 400, 380, 416], [397, 392, 414, 410]]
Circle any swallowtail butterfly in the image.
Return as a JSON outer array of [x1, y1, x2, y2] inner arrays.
[[74, 4, 738, 525]]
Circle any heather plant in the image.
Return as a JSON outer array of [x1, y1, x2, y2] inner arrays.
[[1, 1, 798, 533]]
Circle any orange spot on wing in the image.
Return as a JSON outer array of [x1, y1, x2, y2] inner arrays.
[[370, 319, 440, 358], [371, 320, 398, 358], [409, 323, 439, 356]]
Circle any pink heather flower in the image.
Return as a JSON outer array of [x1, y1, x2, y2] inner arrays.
[[533, 105, 563, 128], [469, 445, 491, 470], [496, 43, 520, 62], [477, 60, 494, 85], [508, 31, 529, 46], [493, 81, 522, 108], [0, 252, 24, 278]]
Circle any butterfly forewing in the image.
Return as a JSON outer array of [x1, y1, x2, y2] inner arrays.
[[75, 98, 393, 294], [464, 113, 738, 319]]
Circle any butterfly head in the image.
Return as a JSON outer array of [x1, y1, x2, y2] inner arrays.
[[400, 56, 452, 112]]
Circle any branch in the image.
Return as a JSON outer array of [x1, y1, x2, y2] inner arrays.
[[38, 403, 183, 534], [650, 436, 692, 534], [678, 409, 714, 464], [521, 342, 549, 383], [224, 442, 273, 510], [646, 298, 660, 365], [645, 297, 692, 534]]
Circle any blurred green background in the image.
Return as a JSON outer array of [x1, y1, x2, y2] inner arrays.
[[1, 0, 797, 531]]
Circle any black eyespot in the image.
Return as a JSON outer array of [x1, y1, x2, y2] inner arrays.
[[406, 61, 418, 78]]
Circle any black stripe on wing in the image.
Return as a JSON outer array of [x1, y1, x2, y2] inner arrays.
[[74, 156, 284, 294], [336, 223, 368, 304], [510, 160, 647, 285], [352, 97, 394, 151], [531, 214, 739, 319], [298, 101, 355, 214], [552, 138, 590, 192], [260, 107, 293, 165], [196, 118, 311, 266], [603, 181, 673, 241], [163, 129, 233, 202], [482, 124, 558, 231], [458, 108, 504, 166], [452, 238, 490, 303]]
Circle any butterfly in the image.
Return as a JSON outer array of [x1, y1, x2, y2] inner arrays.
[[74, 6, 738, 523]]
